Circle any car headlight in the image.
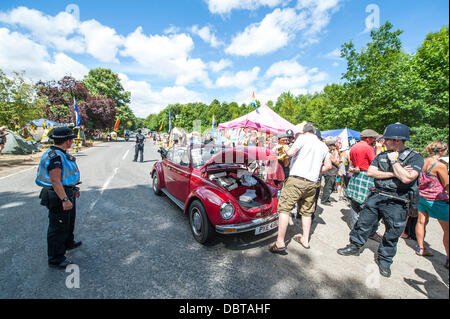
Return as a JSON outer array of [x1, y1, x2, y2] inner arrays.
[[220, 203, 235, 220]]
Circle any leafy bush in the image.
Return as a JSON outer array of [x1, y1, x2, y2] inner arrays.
[[407, 126, 449, 156]]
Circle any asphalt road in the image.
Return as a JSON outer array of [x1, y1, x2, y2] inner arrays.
[[0, 141, 448, 299]]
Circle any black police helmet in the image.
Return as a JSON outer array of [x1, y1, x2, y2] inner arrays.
[[49, 127, 76, 140], [381, 122, 410, 141], [286, 129, 294, 138]]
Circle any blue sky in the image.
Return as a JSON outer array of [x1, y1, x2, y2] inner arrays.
[[0, 0, 448, 117]]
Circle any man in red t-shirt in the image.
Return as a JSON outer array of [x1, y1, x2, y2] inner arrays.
[[346, 129, 382, 242]]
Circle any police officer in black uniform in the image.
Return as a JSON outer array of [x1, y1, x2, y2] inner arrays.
[[36, 127, 82, 269], [337, 123, 424, 277], [133, 129, 145, 162]]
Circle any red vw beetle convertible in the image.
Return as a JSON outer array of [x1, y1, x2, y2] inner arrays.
[[151, 145, 280, 244]]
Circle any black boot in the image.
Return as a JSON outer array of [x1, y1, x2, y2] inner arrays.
[[376, 260, 391, 278], [337, 243, 361, 256]]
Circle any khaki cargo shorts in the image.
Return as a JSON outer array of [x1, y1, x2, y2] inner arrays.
[[278, 176, 320, 217]]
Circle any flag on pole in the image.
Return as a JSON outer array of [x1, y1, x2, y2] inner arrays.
[[159, 119, 164, 132], [250, 91, 259, 114], [114, 117, 120, 131], [169, 108, 172, 134], [73, 98, 81, 127]]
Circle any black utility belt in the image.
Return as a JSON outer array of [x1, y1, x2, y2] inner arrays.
[[372, 189, 409, 203], [47, 185, 79, 191]]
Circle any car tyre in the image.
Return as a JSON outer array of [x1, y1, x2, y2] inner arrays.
[[152, 172, 162, 196], [189, 200, 214, 244]]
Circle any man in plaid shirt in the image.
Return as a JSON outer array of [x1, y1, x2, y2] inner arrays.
[[346, 129, 382, 242]]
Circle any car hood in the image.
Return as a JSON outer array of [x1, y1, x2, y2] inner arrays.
[[201, 146, 277, 170]]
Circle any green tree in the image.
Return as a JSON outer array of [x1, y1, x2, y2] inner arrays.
[[0, 70, 47, 127], [83, 68, 131, 107], [410, 25, 449, 127], [334, 22, 426, 132]]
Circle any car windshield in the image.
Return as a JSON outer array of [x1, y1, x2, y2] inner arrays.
[[191, 145, 226, 169]]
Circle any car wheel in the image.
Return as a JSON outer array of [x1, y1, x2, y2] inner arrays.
[[189, 200, 214, 244], [152, 172, 162, 196]]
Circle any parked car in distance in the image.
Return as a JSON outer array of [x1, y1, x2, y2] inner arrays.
[[151, 145, 280, 244]]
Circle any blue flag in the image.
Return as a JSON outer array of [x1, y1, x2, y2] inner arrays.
[[73, 98, 81, 127], [169, 108, 172, 134]]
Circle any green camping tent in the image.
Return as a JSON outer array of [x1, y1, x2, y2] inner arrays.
[[2, 130, 39, 155]]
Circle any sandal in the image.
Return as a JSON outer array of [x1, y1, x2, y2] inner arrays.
[[416, 247, 434, 257], [269, 243, 287, 255], [293, 235, 310, 249]]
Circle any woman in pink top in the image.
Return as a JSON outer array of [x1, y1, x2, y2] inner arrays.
[[416, 141, 449, 269]]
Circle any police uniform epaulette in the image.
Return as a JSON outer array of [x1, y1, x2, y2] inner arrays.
[[48, 150, 58, 159], [66, 154, 76, 162]]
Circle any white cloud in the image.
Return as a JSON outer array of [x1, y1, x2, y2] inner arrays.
[[325, 48, 342, 60], [0, 6, 83, 53], [209, 59, 233, 73], [226, 8, 307, 56], [78, 20, 123, 63], [119, 73, 204, 116], [265, 60, 307, 78], [121, 27, 211, 86], [0, 27, 88, 81], [233, 60, 329, 105], [164, 25, 181, 34], [190, 25, 223, 48], [215, 67, 260, 88], [205, 0, 288, 14], [226, 0, 342, 56], [296, 0, 342, 46]]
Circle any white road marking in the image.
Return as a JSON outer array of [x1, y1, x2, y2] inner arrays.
[[88, 167, 119, 211], [122, 149, 130, 160], [0, 166, 37, 181]]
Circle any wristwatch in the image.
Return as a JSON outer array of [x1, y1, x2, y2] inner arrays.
[[390, 160, 399, 165], [62, 196, 69, 202]]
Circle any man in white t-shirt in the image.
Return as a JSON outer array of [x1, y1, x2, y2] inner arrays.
[[269, 123, 331, 254]]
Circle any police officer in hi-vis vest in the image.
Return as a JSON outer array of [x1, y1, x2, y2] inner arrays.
[[337, 123, 424, 278], [36, 127, 82, 269]]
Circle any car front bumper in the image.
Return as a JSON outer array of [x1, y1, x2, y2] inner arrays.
[[215, 212, 279, 234]]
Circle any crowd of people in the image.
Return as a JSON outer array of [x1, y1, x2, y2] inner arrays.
[[148, 122, 448, 278], [266, 122, 448, 278]]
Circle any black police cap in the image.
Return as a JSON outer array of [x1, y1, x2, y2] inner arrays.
[[49, 127, 76, 140], [286, 129, 294, 138]]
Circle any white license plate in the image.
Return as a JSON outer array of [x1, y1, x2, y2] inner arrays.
[[255, 220, 278, 235]]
